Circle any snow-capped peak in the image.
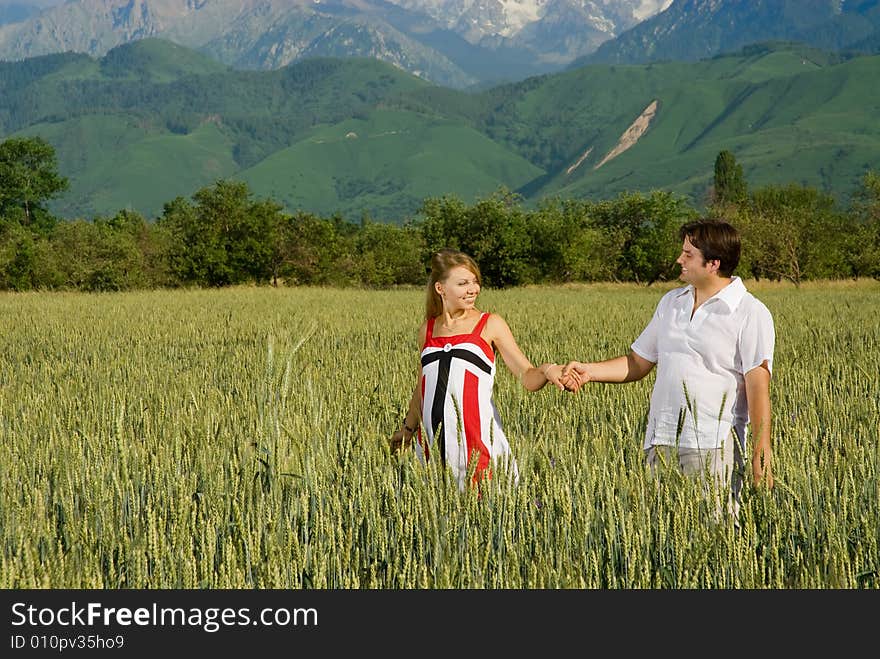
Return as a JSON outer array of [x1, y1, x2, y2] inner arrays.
[[498, 0, 543, 34], [633, 1, 674, 22]]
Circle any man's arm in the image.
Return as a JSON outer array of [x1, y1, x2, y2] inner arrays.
[[745, 361, 773, 489], [561, 351, 655, 391]]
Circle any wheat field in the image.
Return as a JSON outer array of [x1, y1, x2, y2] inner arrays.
[[0, 280, 877, 588]]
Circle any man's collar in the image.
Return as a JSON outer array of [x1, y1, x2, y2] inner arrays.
[[675, 276, 747, 311], [715, 276, 747, 311]]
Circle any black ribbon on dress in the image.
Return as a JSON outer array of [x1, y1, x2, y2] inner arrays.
[[421, 348, 492, 465]]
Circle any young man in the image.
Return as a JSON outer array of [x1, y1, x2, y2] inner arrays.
[[561, 219, 775, 518]]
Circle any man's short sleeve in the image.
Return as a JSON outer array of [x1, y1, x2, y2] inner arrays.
[[738, 299, 775, 376], [631, 292, 671, 364]]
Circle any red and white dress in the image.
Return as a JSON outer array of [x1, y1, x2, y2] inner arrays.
[[415, 312, 519, 490]]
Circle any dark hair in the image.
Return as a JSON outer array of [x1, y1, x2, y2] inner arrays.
[[679, 219, 741, 277], [425, 248, 482, 319]]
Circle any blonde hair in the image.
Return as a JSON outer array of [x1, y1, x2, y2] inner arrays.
[[425, 248, 482, 319]]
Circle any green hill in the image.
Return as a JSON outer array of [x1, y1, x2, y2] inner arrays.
[[460, 43, 880, 207], [17, 115, 238, 219], [3, 39, 880, 222], [1, 44, 441, 219], [237, 109, 543, 220], [98, 38, 231, 82]]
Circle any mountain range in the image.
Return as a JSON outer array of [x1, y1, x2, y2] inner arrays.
[[578, 0, 880, 66], [0, 0, 673, 88], [4, 1, 880, 88], [2, 38, 879, 222], [0, 0, 59, 26]]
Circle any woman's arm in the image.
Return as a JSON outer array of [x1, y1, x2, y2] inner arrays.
[[390, 320, 428, 451], [486, 314, 567, 392]]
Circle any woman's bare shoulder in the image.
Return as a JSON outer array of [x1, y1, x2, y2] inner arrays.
[[483, 312, 514, 340]]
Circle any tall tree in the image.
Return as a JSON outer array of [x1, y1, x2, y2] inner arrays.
[[158, 180, 287, 287], [846, 171, 880, 279], [739, 184, 846, 286], [589, 190, 695, 285], [0, 136, 68, 231], [419, 188, 532, 288], [713, 150, 747, 205]]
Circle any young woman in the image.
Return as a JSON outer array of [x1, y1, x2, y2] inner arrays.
[[391, 248, 573, 490]]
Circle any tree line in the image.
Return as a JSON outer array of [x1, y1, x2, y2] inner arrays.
[[1, 138, 878, 291]]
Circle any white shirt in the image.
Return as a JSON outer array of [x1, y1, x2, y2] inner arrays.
[[631, 276, 775, 451]]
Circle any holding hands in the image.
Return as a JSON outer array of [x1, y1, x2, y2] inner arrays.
[[560, 361, 591, 393], [539, 363, 567, 391], [539, 361, 591, 393]]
